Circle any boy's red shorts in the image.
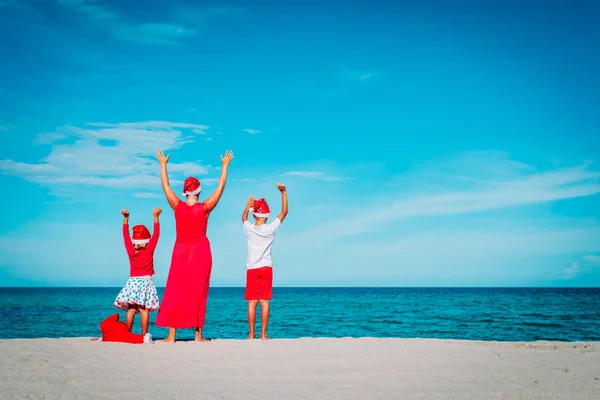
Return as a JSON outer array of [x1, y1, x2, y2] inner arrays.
[[244, 266, 273, 300]]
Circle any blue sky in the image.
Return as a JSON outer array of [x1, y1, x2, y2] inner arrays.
[[1, 0, 599, 287]]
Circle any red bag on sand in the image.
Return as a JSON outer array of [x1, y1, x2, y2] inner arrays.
[[99, 313, 144, 344]]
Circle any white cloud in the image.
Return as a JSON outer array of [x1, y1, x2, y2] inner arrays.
[[132, 192, 159, 198], [283, 171, 350, 181], [306, 210, 599, 285], [242, 129, 261, 134], [342, 69, 386, 82], [56, 0, 119, 21], [85, 121, 208, 130], [282, 154, 600, 244], [0, 121, 211, 191], [56, 1, 245, 44], [0, 0, 35, 12], [560, 254, 600, 280], [160, 161, 207, 176], [114, 23, 197, 44], [0, 159, 60, 174], [173, 5, 246, 24], [278, 225, 600, 285], [564, 262, 581, 279], [583, 254, 600, 263], [43, 174, 170, 188], [201, 178, 219, 186], [356, 227, 600, 259], [33, 132, 69, 144]]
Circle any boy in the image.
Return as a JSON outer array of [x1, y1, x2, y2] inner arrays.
[[242, 183, 288, 340]]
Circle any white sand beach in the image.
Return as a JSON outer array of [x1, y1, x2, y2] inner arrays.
[[1, 338, 598, 399]]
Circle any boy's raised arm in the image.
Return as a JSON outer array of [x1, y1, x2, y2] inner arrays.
[[276, 183, 288, 223], [242, 195, 254, 223]]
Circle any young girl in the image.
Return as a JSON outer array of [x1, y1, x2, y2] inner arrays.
[[114, 208, 161, 336]]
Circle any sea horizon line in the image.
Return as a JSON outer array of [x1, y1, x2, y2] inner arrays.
[[1, 286, 599, 289]]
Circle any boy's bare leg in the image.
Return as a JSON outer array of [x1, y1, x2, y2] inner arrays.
[[247, 300, 258, 339], [259, 299, 270, 340], [162, 327, 176, 343], [139, 307, 149, 336], [126, 305, 136, 332]]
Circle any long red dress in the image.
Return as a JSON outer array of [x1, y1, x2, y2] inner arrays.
[[156, 201, 212, 329]]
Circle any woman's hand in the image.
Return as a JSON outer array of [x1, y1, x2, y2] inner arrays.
[[276, 183, 286, 192], [156, 149, 180, 210], [205, 150, 234, 214], [220, 150, 234, 167], [155, 149, 171, 165]]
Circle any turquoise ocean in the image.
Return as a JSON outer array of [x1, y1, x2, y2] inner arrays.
[[1, 287, 599, 341]]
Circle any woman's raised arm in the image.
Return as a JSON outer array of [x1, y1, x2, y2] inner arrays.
[[155, 149, 180, 211], [204, 150, 234, 215]]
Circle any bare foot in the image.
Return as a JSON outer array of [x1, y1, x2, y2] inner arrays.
[[161, 338, 175, 343], [248, 332, 255, 340], [195, 332, 211, 342], [260, 335, 269, 341]]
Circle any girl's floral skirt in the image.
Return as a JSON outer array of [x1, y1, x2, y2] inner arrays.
[[114, 276, 159, 313]]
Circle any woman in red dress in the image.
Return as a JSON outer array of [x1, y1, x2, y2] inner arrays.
[[154, 149, 234, 343]]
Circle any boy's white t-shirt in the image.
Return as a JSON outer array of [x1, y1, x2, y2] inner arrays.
[[243, 218, 281, 270]]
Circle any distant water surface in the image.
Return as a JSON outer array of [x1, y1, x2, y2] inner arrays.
[[1, 287, 598, 341]]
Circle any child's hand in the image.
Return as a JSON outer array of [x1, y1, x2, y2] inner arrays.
[[246, 195, 254, 208], [276, 183, 286, 192], [121, 209, 130, 217], [220, 150, 234, 166], [155, 149, 170, 165], [153, 207, 162, 217]]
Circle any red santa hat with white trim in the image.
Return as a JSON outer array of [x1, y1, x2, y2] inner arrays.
[[132, 225, 151, 245], [250, 198, 270, 218], [183, 176, 201, 196]]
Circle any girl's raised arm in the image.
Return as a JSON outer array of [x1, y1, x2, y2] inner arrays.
[[155, 149, 180, 211], [204, 150, 234, 215], [121, 209, 135, 255]]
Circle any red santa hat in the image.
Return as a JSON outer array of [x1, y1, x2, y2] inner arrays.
[[183, 176, 201, 196], [250, 198, 270, 218], [132, 225, 151, 245]]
